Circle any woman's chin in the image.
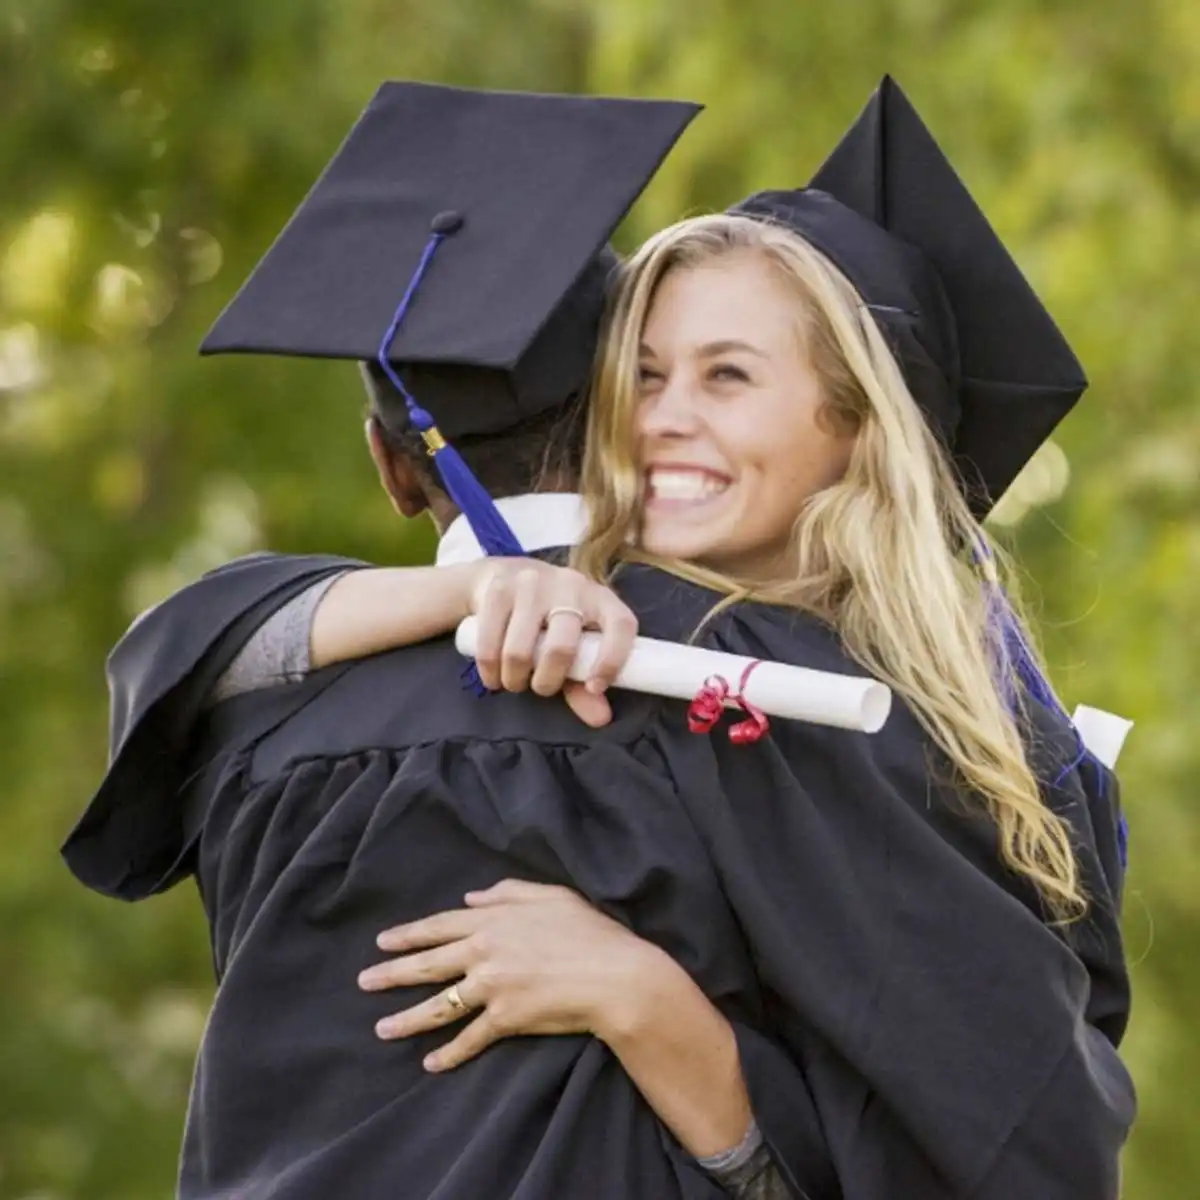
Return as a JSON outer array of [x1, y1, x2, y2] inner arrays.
[[641, 504, 768, 570], [640, 524, 788, 582], [639, 518, 741, 567], [639, 528, 720, 564]]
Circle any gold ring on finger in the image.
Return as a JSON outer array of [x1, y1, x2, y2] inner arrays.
[[444, 983, 470, 1013], [545, 606, 585, 624]]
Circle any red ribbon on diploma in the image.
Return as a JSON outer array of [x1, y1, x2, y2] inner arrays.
[[686, 660, 769, 745]]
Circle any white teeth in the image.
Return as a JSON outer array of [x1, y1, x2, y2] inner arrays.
[[647, 470, 727, 500]]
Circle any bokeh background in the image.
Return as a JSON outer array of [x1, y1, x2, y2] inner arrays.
[[2, 1, 1197, 1196]]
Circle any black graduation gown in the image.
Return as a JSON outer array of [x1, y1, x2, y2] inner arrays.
[[63, 552, 1134, 1199]]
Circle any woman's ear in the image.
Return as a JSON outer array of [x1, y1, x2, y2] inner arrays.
[[365, 418, 429, 518]]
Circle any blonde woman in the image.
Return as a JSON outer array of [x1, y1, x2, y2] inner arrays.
[[68, 81, 1132, 1199], [332, 127, 1133, 1197]]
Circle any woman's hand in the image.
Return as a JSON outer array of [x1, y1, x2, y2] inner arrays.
[[466, 559, 639, 727], [357, 879, 665, 1072], [357, 879, 756, 1160], [310, 560, 636, 725]]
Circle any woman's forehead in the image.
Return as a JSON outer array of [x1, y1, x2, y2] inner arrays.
[[641, 253, 795, 350]]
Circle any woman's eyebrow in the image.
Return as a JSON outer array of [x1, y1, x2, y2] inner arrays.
[[638, 339, 769, 359], [697, 339, 768, 359]]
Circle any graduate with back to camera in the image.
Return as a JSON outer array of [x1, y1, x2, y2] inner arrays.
[[65, 79, 1135, 1198], [68, 83, 802, 1200]]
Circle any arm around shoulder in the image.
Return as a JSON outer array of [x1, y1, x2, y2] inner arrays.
[[309, 562, 480, 668]]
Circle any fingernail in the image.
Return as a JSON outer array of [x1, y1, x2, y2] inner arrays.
[[358, 971, 378, 990], [376, 1018, 400, 1040], [586, 678, 606, 695], [423, 1053, 442, 1072], [377, 932, 403, 951]]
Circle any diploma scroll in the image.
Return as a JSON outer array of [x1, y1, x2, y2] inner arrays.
[[455, 617, 893, 734]]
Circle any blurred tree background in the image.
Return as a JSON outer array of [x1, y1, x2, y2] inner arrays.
[[1, 0, 1196, 1195]]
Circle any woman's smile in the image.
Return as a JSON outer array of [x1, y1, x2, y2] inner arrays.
[[643, 464, 732, 512]]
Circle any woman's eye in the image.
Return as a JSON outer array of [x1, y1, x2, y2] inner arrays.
[[637, 365, 665, 387], [709, 363, 749, 384]]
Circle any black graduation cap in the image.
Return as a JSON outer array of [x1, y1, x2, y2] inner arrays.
[[731, 76, 1086, 517], [203, 81, 699, 437], [200, 80, 699, 557]]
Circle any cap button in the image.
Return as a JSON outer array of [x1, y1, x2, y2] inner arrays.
[[430, 210, 464, 235]]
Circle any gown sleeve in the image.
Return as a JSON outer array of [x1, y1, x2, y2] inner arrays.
[[62, 552, 367, 901]]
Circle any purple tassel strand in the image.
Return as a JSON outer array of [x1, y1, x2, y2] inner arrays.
[[376, 214, 529, 695]]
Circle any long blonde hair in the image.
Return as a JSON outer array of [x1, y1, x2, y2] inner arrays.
[[573, 213, 1084, 921]]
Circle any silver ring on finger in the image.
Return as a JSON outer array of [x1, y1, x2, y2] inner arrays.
[[545, 606, 585, 625]]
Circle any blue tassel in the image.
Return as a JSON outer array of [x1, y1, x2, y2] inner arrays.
[[422, 438, 526, 556], [375, 215, 530, 696], [460, 659, 489, 698], [428, 438, 526, 695]]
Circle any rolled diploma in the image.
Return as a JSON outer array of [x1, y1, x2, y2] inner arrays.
[[455, 616, 893, 734], [1072, 704, 1134, 769]]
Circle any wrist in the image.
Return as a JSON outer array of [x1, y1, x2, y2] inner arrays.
[[451, 561, 486, 623], [591, 941, 699, 1047]]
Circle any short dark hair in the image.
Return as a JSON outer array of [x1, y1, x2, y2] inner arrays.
[[366, 369, 587, 501]]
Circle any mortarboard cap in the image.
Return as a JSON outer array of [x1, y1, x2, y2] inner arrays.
[[199, 80, 699, 563], [731, 76, 1086, 517], [732, 80, 1103, 773], [201, 81, 700, 440]]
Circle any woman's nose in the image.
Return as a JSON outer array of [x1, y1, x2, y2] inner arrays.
[[637, 373, 702, 440]]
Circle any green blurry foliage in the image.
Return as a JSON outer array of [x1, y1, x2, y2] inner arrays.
[[0, 0, 1196, 1194]]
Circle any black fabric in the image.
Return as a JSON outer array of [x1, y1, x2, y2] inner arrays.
[[63, 553, 1133, 1198], [63, 553, 365, 900], [199, 82, 700, 437], [732, 77, 1087, 516]]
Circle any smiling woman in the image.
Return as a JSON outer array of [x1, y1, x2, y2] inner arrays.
[[634, 254, 855, 576], [576, 207, 1094, 920]]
